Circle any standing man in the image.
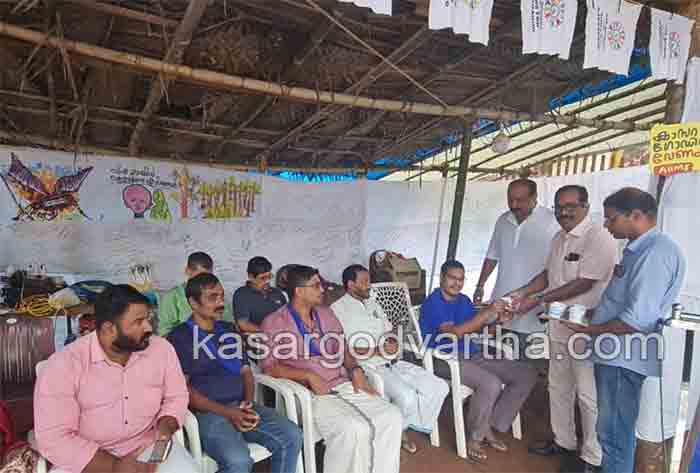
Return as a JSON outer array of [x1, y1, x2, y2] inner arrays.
[[261, 265, 403, 473], [34, 285, 200, 473], [474, 179, 560, 353], [167, 273, 302, 473], [509, 185, 617, 473], [233, 257, 286, 334], [158, 252, 233, 336], [563, 188, 686, 473], [331, 264, 449, 454]]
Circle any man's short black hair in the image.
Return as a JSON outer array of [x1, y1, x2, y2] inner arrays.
[[247, 256, 272, 277], [186, 273, 221, 304], [508, 178, 537, 196], [95, 284, 150, 330], [440, 260, 465, 276], [603, 187, 658, 218], [187, 252, 213, 271], [555, 185, 589, 205], [342, 264, 369, 289], [286, 265, 319, 302]]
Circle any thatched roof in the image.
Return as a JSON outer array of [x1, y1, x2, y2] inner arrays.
[[0, 0, 685, 178]]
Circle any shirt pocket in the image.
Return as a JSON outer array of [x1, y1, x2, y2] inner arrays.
[[563, 260, 580, 282]]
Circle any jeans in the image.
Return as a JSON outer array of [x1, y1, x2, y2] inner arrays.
[[195, 404, 302, 473], [595, 364, 646, 473]]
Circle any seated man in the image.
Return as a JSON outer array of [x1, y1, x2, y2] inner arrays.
[[34, 284, 200, 473], [158, 251, 233, 336], [331, 264, 448, 453], [232, 257, 286, 334], [167, 273, 302, 473], [261, 265, 403, 473], [420, 260, 537, 464]]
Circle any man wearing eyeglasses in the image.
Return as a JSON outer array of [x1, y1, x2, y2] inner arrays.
[[509, 185, 617, 473], [233, 257, 286, 335], [560, 188, 685, 473], [261, 265, 403, 473]]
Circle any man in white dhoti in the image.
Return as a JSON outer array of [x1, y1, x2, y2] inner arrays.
[[260, 265, 403, 473], [331, 264, 449, 453]]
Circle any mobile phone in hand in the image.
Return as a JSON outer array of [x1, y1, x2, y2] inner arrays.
[[137, 439, 172, 464]]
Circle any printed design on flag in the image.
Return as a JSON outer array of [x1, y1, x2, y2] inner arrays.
[[543, 0, 565, 29], [607, 21, 626, 50], [668, 31, 681, 58], [460, 0, 481, 9]]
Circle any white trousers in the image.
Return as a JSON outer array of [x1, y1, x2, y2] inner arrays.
[[549, 341, 602, 466], [368, 360, 449, 432], [312, 382, 403, 473]]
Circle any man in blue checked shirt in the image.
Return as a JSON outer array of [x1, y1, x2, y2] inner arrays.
[[563, 188, 686, 473]]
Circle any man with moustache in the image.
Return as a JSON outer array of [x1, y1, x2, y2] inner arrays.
[[474, 179, 560, 355], [331, 264, 449, 454], [509, 185, 617, 473], [420, 260, 537, 464], [167, 273, 302, 473], [34, 285, 200, 473], [261, 265, 403, 473]]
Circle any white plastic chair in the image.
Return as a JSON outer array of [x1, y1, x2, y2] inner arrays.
[[182, 366, 304, 473], [264, 361, 385, 473], [369, 282, 442, 447], [405, 294, 523, 460]]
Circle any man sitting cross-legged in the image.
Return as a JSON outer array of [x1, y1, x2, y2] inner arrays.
[[167, 273, 302, 473], [261, 265, 403, 473], [331, 264, 449, 454]]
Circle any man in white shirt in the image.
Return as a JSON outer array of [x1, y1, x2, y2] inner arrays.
[[331, 265, 449, 454], [473, 179, 560, 355]]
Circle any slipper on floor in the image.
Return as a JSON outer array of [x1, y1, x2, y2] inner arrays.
[[483, 439, 508, 452], [402, 440, 418, 454], [467, 446, 488, 463]]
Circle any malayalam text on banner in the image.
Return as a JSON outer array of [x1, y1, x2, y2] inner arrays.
[[650, 123, 700, 176]]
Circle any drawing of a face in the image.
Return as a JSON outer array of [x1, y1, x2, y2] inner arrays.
[[122, 184, 153, 218]]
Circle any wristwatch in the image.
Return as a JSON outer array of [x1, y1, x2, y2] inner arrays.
[[534, 293, 545, 302]]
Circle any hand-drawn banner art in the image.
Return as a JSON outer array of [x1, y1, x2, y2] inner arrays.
[[0, 148, 263, 223], [1, 153, 93, 222]]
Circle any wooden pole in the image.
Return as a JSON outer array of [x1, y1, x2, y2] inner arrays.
[[0, 21, 652, 131], [446, 119, 474, 260]]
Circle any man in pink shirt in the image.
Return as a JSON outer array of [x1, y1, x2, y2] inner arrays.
[[260, 265, 402, 473], [34, 284, 200, 473], [509, 185, 618, 473]]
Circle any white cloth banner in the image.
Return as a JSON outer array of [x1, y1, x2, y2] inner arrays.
[[636, 57, 700, 442], [337, 0, 391, 15], [521, 0, 578, 60], [682, 58, 700, 123], [583, 0, 642, 76], [428, 0, 494, 46], [649, 8, 695, 83]]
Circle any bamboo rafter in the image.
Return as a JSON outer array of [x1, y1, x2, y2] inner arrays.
[[0, 22, 654, 133]]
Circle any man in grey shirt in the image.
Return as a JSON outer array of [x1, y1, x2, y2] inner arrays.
[[563, 188, 685, 473], [233, 257, 286, 334]]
